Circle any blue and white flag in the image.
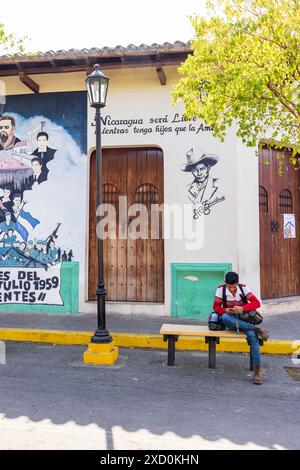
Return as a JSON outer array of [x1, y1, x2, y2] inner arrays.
[[15, 210, 40, 242]]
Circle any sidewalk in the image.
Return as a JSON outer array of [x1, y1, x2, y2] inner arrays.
[[1, 342, 299, 449], [0, 310, 299, 355]]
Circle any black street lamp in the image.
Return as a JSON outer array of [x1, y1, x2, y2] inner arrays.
[[86, 64, 112, 345]]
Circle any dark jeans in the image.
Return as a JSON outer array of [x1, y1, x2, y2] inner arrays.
[[221, 313, 261, 366]]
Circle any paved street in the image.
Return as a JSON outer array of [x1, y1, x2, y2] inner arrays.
[[0, 342, 299, 450]]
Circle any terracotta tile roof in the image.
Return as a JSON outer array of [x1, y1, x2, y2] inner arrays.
[[0, 41, 191, 63]]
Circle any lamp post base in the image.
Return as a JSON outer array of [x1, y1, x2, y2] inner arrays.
[[83, 341, 119, 365], [91, 328, 113, 344]]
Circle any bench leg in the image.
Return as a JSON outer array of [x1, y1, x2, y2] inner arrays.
[[163, 335, 178, 366], [205, 337, 219, 369]]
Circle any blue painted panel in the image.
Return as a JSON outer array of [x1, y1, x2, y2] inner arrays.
[[5, 91, 87, 153]]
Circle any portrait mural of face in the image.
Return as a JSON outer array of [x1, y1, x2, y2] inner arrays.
[[181, 146, 225, 219], [0, 116, 20, 151]]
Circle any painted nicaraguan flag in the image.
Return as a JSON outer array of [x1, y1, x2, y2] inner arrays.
[[15, 210, 40, 242]]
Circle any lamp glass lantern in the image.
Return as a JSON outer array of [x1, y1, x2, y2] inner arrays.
[[86, 64, 109, 108]]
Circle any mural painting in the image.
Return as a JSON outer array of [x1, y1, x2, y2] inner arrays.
[[181, 147, 225, 218], [0, 92, 86, 309]]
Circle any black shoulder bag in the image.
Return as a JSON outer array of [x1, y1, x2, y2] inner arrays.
[[233, 284, 263, 325]]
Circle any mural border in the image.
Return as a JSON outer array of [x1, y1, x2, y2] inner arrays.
[[0, 261, 79, 313]]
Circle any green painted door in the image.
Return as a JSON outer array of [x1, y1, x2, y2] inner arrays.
[[172, 263, 232, 319]]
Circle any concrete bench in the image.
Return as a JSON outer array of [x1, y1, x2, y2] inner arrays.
[[160, 324, 264, 369]]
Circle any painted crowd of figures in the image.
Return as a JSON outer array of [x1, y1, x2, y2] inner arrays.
[[0, 114, 73, 268], [0, 235, 74, 269]]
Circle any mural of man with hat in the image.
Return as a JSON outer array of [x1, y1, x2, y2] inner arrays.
[[181, 147, 225, 217]]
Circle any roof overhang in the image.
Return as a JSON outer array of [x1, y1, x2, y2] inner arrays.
[[0, 41, 192, 78]]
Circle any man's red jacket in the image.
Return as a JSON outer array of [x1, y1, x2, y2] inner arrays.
[[213, 284, 261, 315]]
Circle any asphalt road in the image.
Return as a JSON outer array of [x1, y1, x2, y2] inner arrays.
[[0, 342, 299, 450]]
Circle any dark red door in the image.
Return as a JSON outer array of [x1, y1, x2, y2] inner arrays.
[[259, 146, 300, 299]]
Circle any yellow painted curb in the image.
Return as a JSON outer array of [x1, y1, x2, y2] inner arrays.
[[0, 328, 92, 345], [0, 328, 296, 355]]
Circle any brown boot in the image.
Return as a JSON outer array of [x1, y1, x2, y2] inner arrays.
[[253, 326, 270, 342], [253, 365, 263, 384]]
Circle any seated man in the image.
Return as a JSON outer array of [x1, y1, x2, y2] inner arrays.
[[213, 271, 269, 385]]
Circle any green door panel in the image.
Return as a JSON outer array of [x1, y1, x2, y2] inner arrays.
[[171, 263, 232, 319]]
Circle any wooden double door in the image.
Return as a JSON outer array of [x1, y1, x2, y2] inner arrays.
[[89, 147, 164, 302], [259, 146, 300, 299]]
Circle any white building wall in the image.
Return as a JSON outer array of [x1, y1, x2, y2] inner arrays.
[[1, 67, 260, 315], [85, 66, 260, 315], [236, 138, 260, 298]]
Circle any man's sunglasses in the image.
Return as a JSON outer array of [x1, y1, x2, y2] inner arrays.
[[0, 125, 10, 130]]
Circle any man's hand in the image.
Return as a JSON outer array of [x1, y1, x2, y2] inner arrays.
[[225, 308, 236, 315], [233, 306, 244, 314], [225, 306, 244, 315]]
